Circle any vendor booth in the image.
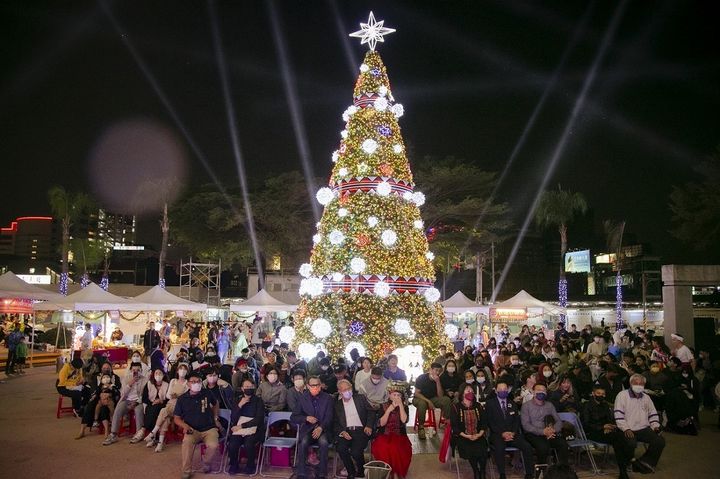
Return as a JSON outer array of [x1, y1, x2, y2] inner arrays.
[[489, 289, 564, 334]]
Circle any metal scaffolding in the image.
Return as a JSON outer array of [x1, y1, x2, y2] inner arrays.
[[179, 258, 221, 307]]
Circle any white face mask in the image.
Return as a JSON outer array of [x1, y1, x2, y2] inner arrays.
[[178, 369, 187, 378], [465, 379, 475, 384], [321, 365, 329, 371], [477, 377, 486, 384], [293, 379, 305, 389], [189, 383, 202, 393], [267, 374, 278, 383], [511, 360, 519, 366], [132, 355, 141, 361], [154, 374, 164, 382], [631, 385, 644, 394], [371, 378, 381, 385], [543, 370, 553, 378], [446, 366, 456, 373]]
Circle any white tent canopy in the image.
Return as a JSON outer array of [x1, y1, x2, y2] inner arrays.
[[32, 282, 145, 311], [132, 285, 207, 312], [230, 288, 297, 312], [491, 289, 564, 315], [441, 291, 488, 313], [0, 271, 65, 301]]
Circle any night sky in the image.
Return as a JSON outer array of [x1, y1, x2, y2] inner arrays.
[[2, 0, 718, 264]]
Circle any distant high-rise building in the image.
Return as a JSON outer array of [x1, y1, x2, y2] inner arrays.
[[75, 209, 136, 248], [0, 216, 58, 262]]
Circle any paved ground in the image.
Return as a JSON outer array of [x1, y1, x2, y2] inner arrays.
[[1, 366, 718, 479]]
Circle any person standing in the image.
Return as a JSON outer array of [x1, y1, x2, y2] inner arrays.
[[451, 384, 489, 479], [174, 372, 223, 479], [484, 379, 534, 479], [14, 335, 28, 374], [291, 375, 334, 479], [613, 374, 665, 474], [143, 322, 160, 361], [411, 362, 452, 440], [334, 380, 376, 479]]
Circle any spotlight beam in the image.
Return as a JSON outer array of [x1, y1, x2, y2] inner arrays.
[[208, 0, 265, 288], [327, 0, 359, 78], [456, 1, 595, 269], [492, 0, 629, 302], [267, 0, 321, 222], [99, 0, 236, 211]]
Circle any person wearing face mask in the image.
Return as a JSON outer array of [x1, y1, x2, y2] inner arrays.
[[412, 363, 452, 440], [141, 368, 169, 447], [174, 372, 222, 478], [537, 363, 556, 386], [287, 370, 307, 412], [665, 367, 700, 434], [595, 364, 625, 403], [372, 386, 412, 479], [145, 363, 190, 452], [353, 357, 374, 389], [129, 350, 150, 375], [142, 322, 161, 360], [103, 362, 149, 445], [451, 384, 488, 479], [519, 371, 537, 404], [549, 376, 579, 413], [226, 378, 265, 475], [642, 362, 669, 417], [484, 379, 535, 479], [76, 366, 121, 439], [587, 334, 607, 359], [231, 358, 256, 394], [520, 383, 569, 467], [291, 375, 334, 479], [613, 374, 665, 474], [202, 366, 233, 411], [473, 371, 493, 405], [333, 379, 377, 479], [440, 360, 462, 401], [191, 351, 210, 377], [256, 366, 287, 412], [580, 385, 633, 477], [358, 367, 389, 409]]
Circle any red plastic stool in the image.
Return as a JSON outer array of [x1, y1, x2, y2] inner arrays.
[[118, 410, 137, 437], [165, 423, 185, 444], [413, 407, 437, 431], [57, 395, 75, 419]]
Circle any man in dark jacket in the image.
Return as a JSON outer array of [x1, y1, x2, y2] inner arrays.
[[227, 378, 265, 475], [291, 376, 334, 479], [484, 379, 534, 479], [334, 380, 376, 478], [142, 322, 161, 357]]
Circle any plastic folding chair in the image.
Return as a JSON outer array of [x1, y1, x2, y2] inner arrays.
[[558, 412, 601, 475], [222, 410, 262, 476], [187, 408, 231, 474], [259, 411, 298, 477], [487, 445, 526, 479]]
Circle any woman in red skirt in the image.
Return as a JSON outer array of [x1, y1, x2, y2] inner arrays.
[[371, 384, 412, 478]]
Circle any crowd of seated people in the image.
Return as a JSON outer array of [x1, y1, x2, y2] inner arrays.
[[54, 321, 719, 479]]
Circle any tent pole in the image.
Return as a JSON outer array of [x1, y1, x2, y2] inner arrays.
[[30, 313, 35, 368]]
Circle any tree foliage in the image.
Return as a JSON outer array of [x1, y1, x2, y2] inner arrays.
[[669, 153, 720, 250], [414, 156, 512, 259]]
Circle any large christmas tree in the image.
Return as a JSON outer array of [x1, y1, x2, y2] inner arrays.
[[293, 13, 445, 364]]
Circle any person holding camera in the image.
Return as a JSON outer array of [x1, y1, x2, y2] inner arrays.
[[102, 361, 149, 445], [173, 371, 223, 479]]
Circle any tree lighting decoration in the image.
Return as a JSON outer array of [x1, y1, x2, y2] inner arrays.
[[299, 263, 313, 278], [394, 318, 412, 335], [425, 251, 435, 261], [559, 277, 568, 322], [59, 272, 68, 296], [349, 11, 396, 52], [298, 342, 317, 360], [381, 229, 397, 247], [312, 234, 322, 245], [424, 287, 441, 303], [615, 272, 624, 329], [80, 273, 90, 289], [350, 257, 367, 274], [374, 97, 389, 111], [316, 187, 335, 205], [311, 318, 332, 339], [391, 103, 404, 118], [362, 139, 379, 154], [101, 275, 110, 291], [278, 326, 296, 344], [444, 323, 459, 339], [294, 29, 444, 363]]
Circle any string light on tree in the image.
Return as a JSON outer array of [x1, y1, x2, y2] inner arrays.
[[311, 318, 332, 339], [348, 11, 396, 51], [101, 276, 110, 291], [279, 326, 296, 344], [394, 318, 412, 335], [294, 13, 445, 363], [298, 342, 317, 360], [299, 263, 313, 278], [444, 323, 459, 338], [316, 187, 334, 205]]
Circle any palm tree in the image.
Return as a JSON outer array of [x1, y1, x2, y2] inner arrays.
[[48, 186, 93, 294], [159, 202, 170, 288], [535, 186, 588, 318]]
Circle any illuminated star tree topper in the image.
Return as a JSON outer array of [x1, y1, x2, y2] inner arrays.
[[349, 11, 396, 51]]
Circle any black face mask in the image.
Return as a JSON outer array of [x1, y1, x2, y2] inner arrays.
[[243, 388, 255, 396], [594, 395, 605, 402]]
